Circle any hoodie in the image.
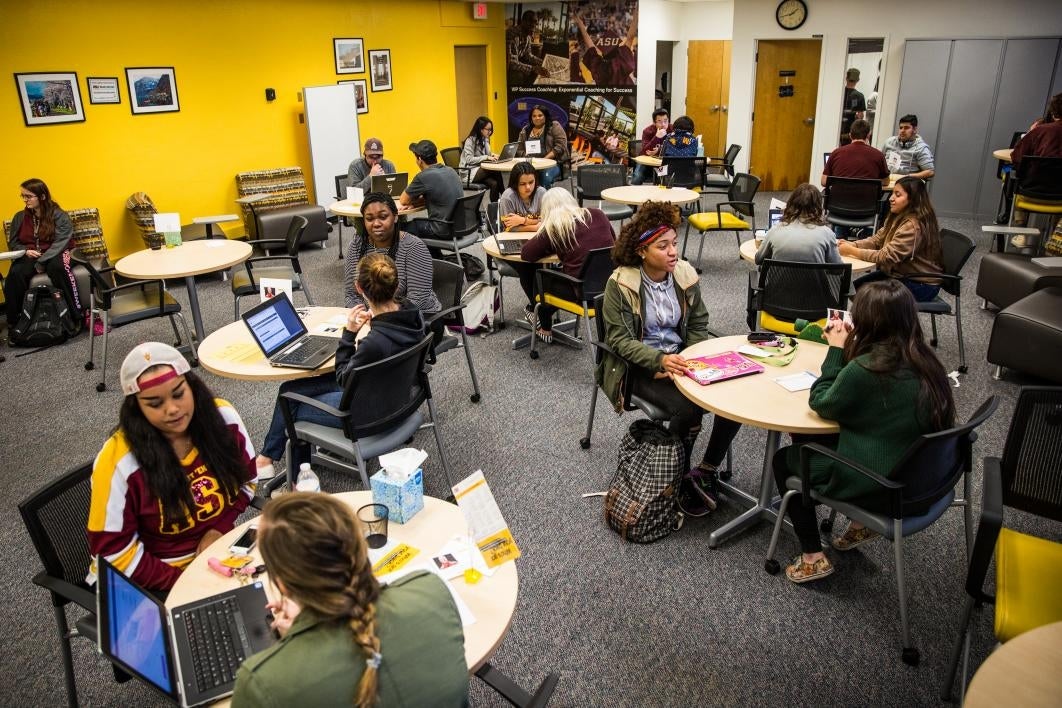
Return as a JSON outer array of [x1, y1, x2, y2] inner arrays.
[[334, 300, 426, 388]]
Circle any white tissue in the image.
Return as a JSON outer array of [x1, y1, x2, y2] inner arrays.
[[379, 448, 427, 482]]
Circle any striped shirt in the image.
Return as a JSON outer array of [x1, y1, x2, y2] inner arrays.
[[640, 269, 684, 354], [343, 231, 441, 314]]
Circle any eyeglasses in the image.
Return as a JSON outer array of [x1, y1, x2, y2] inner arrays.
[[19, 193, 37, 200]]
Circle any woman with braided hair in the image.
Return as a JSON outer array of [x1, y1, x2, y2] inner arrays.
[[232, 492, 468, 707]]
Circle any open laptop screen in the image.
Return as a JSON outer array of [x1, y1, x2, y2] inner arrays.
[[370, 172, 408, 196], [242, 292, 307, 357]]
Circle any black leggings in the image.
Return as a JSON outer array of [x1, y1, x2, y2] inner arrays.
[[772, 434, 840, 554], [509, 261, 557, 329]]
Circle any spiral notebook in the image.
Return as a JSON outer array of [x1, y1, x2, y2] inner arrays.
[[683, 351, 765, 385]]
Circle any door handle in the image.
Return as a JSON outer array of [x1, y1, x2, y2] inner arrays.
[[710, 105, 720, 112], [721, 105, 728, 113], [803, 116, 815, 125]]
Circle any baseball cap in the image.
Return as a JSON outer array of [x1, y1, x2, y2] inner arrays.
[[408, 139, 438, 161], [363, 138, 384, 156], [120, 342, 191, 395], [846, 68, 860, 82]]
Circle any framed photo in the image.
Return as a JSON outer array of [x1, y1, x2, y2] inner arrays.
[[344, 79, 369, 114], [13, 72, 85, 126], [86, 76, 121, 104], [125, 67, 179, 115], [334, 38, 364, 74], [368, 49, 393, 92]]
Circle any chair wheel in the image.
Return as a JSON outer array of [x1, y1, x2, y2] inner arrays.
[[190, 358, 199, 368], [930, 338, 938, 347], [764, 559, 780, 575], [96, 382, 106, 392], [901, 647, 920, 666], [85, 361, 95, 371], [580, 437, 591, 449], [719, 469, 732, 481], [470, 393, 481, 403], [529, 350, 539, 360], [958, 365, 968, 374], [820, 518, 835, 532], [695, 267, 703, 274]]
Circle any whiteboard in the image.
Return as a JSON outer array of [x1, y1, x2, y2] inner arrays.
[[304, 84, 360, 207]]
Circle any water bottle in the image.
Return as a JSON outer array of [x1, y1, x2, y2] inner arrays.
[[295, 463, 320, 492]]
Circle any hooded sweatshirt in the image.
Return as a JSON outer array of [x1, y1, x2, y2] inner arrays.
[[334, 300, 426, 388]]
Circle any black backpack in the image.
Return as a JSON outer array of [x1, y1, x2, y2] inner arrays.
[[604, 419, 685, 543], [9, 284, 81, 348]]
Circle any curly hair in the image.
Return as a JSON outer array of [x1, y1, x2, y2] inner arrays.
[[781, 183, 827, 226], [612, 201, 680, 267]]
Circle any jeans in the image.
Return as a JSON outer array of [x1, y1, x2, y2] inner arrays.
[[631, 163, 655, 186], [261, 374, 343, 466], [853, 269, 940, 302], [539, 165, 561, 189]]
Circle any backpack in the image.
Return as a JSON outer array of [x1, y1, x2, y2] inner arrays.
[[447, 280, 499, 334], [9, 284, 81, 348], [442, 252, 485, 281], [604, 419, 685, 543]]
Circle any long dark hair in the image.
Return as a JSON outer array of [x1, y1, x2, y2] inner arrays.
[[881, 176, 942, 266], [844, 279, 955, 431], [21, 178, 59, 239], [466, 116, 493, 152], [527, 104, 552, 131], [781, 183, 827, 226], [118, 370, 249, 529], [355, 192, 401, 263], [508, 161, 538, 191]]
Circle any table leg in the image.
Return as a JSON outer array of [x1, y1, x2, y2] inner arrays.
[[707, 429, 784, 548], [184, 275, 206, 342]]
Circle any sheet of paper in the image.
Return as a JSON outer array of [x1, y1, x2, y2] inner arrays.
[[774, 371, 818, 392], [216, 342, 263, 363], [738, 344, 771, 357], [524, 139, 541, 156], [312, 323, 343, 336], [153, 212, 180, 232], [375, 563, 477, 627], [769, 198, 787, 212], [259, 277, 292, 303], [452, 470, 521, 569]]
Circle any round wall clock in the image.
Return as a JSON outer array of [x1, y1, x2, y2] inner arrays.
[[776, 0, 808, 30]]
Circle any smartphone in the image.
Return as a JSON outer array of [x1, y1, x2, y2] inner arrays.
[[229, 526, 257, 554]]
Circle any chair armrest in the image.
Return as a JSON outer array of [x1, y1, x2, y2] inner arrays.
[[279, 391, 348, 419], [535, 268, 584, 304], [426, 304, 464, 326], [246, 254, 297, 267], [33, 573, 96, 614], [798, 442, 902, 511], [904, 271, 962, 284], [964, 456, 1004, 602], [248, 496, 268, 512]]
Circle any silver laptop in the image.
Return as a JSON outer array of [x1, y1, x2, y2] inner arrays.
[[371, 172, 409, 196], [496, 142, 518, 161], [241, 292, 336, 370], [96, 557, 275, 707], [496, 237, 531, 256]]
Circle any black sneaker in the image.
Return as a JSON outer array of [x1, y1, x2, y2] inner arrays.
[[676, 475, 712, 517], [686, 466, 720, 511]]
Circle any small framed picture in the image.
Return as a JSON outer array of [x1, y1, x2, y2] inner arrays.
[[334, 38, 364, 74], [14, 72, 85, 126], [368, 49, 393, 92], [125, 67, 179, 115], [338, 79, 368, 114], [86, 76, 121, 105]]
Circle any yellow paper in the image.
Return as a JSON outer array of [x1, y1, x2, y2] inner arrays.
[[371, 543, 419, 576], [477, 529, 522, 569], [217, 342, 263, 363]]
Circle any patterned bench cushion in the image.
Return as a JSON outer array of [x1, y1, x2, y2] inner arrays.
[[125, 192, 164, 249], [235, 167, 311, 239], [5, 207, 109, 260]]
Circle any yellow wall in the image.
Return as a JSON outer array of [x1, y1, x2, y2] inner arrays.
[[0, 0, 507, 258]]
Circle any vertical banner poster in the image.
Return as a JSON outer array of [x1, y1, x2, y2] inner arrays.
[[505, 1, 639, 167]]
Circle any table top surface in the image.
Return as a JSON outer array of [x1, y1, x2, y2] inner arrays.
[[633, 154, 662, 167], [674, 335, 839, 434], [478, 157, 556, 172], [166, 491, 520, 677], [327, 199, 426, 219], [193, 214, 240, 224], [115, 239, 252, 280], [197, 306, 347, 381], [993, 148, 1014, 163], [482, 235, 560, 264], [601, 185, 701, 206], [965, 621, 1062, 708], [738, 238, 876, 273]]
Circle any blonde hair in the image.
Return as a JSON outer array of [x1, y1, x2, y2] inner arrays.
[[355, 252, 399, 306], [536, 187, 590, 252], [260, 493, 381, 707]]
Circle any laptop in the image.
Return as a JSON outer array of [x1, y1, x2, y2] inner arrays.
[[496, 236, 531, 256], [370, 172, 409, 197], [241, 292, 336, 370], [96, 557, 275, 707], [495, 142, 518, 161], [768, 208, 784, 230]]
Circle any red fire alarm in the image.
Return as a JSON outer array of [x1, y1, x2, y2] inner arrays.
[[473, 2, 488, 20]]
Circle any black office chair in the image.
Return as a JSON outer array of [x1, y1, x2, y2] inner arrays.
[[484, 201, 518, 326], [703, 143, 741, 195], [824, 176, 882, 238], [475, 664, 559, 708], [231, 215, 314, 320], [441, 146, 473, 187], [529, 247, 614, 361], [628, 139, 643, 161], [428, 258, 483, 403], [748, 259, 852, 334], [906, 228, 976, 373], [75, 252, 196, 393], [280, 334, 453, 491], [764, 396, 999, 666], [661, 155, 707, 194], [420, 190, 486, 260], [332, 173, 352, 259], [685, 173, 761, 267], [576, 163, 633, 223]]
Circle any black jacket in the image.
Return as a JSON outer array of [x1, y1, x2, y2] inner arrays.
[[334, 300, 426, 389]]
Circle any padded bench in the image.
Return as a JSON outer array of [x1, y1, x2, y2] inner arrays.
[[976, 252, 1062, 310], [987, 286, 1062, 383], [235, 167, 329, 246]]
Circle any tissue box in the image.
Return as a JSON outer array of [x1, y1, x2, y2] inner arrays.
[[370, 468, 424, 524]]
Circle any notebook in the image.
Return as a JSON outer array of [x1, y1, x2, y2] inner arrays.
[[496, 237, 530, 255], [241, 292, 336, 370], [370, 172, 409, 197], [96, 557, 275, 707], [683, 351, 765, 385]]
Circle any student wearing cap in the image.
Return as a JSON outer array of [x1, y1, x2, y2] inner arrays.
[[347, 138, 397, 194], [400, 140, 465, 252], [87, 343, 258, 591]]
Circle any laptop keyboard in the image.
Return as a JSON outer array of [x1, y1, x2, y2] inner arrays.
[[185, 597, 250, 692], [275, 341, 328, 366]]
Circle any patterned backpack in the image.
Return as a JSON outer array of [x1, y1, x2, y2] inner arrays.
[[604, 419, 685, 543]]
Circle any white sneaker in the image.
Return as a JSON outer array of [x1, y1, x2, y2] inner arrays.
[[256, 463, 277, 480]]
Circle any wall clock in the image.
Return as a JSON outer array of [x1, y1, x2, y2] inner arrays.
[[776, 0, 808, 30]]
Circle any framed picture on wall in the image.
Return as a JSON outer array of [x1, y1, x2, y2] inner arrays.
[[338, 79, 369, 114], [368, 49, 393, 92], [86, 77, 121, 105], [125, 67, 179, 115], [334, 38, 365, 74], [14, 72, 85, 126]]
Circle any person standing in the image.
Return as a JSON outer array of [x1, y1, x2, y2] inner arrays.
[[347, 138, 397, 194], [882, 115, 935, 179], [839, 68, 866, 144], [631, 109, 670, 185]]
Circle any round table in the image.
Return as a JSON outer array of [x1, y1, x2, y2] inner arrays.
[[327, 200, 426, 219], [197, 306, 348, 381], [115, 240, 252, 342], [964, 621, 1062, 707], [673, 334, 837, 547], [165, 491, 520, 683], [482, 235, 559, 264], [601, 185, 701, 206], [993, 148, 1014, 163], [738, 238, 876, 273], [633, 155, 662, 167], [478, 158, 556, 173]]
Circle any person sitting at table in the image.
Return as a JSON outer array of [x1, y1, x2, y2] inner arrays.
[[347, 137, 397, 194], [838, 176, 943, 302], [460, 115, 503, 201], [518, 187, 615, 343], [661, 116, 698, 158], [87, 342, 257, 591], [231, 493, 468, 707], [498, 161, 546, 233], [5, 178, 81, 328], [599, 201, 742, 516], [631, 109, 670, 185], [755, 184, 843, 265], [517, 104, 568, 188], [256, 253, 427, 478], [821, 119, 889, 187], [343, 192, 442, 343], [770, 279, 955, 583], [882, 114, 935, 180], [400, 140, 465, 256]]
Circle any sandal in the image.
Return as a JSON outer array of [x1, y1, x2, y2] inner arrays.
[[523, 306, 539, 329], [785, 554, 834, 584], [831, 524, 881, 551], [535, 327, 553, 344]]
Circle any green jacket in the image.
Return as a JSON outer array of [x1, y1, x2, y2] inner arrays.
[[232, 571, 469, 708], [794, 346, 934, 505], [597, 262, 710, 411]]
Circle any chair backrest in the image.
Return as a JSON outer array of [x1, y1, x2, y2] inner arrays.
[[446, 190, 485, 239], [591, 292, 608, 366], [72, 250, 117, 308], [337, 333, 434, 440], [1015, 156, 1062, 202], [824, 176, 882, 219], [125, 192, 164, 249], [235, 167, 310, 238], [485, 201, 500, 237], [999, 386, 1062, 522], [728, 173, 761, 217], [19, 463, 95, 591], [577, 164, 627, 201], [440, 147, 462, 171], [720, 144, 741, 175], [335, 174, 351, 201], [662, 156, 706, 190], [938, 228, 976, 296], [579, 247, 617, 303], [284, 215, 310, 256], [431, 258, 465, 320], [759, 259, 852, 323], [629, 139, 643, 159]]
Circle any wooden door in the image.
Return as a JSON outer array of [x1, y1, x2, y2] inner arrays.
[[749, 39, 821, 191], [686, 40, 731, 159], [454, 46, 488, 144]]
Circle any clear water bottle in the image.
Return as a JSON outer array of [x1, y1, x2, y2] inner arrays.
[[295, 463, 320, 492]]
